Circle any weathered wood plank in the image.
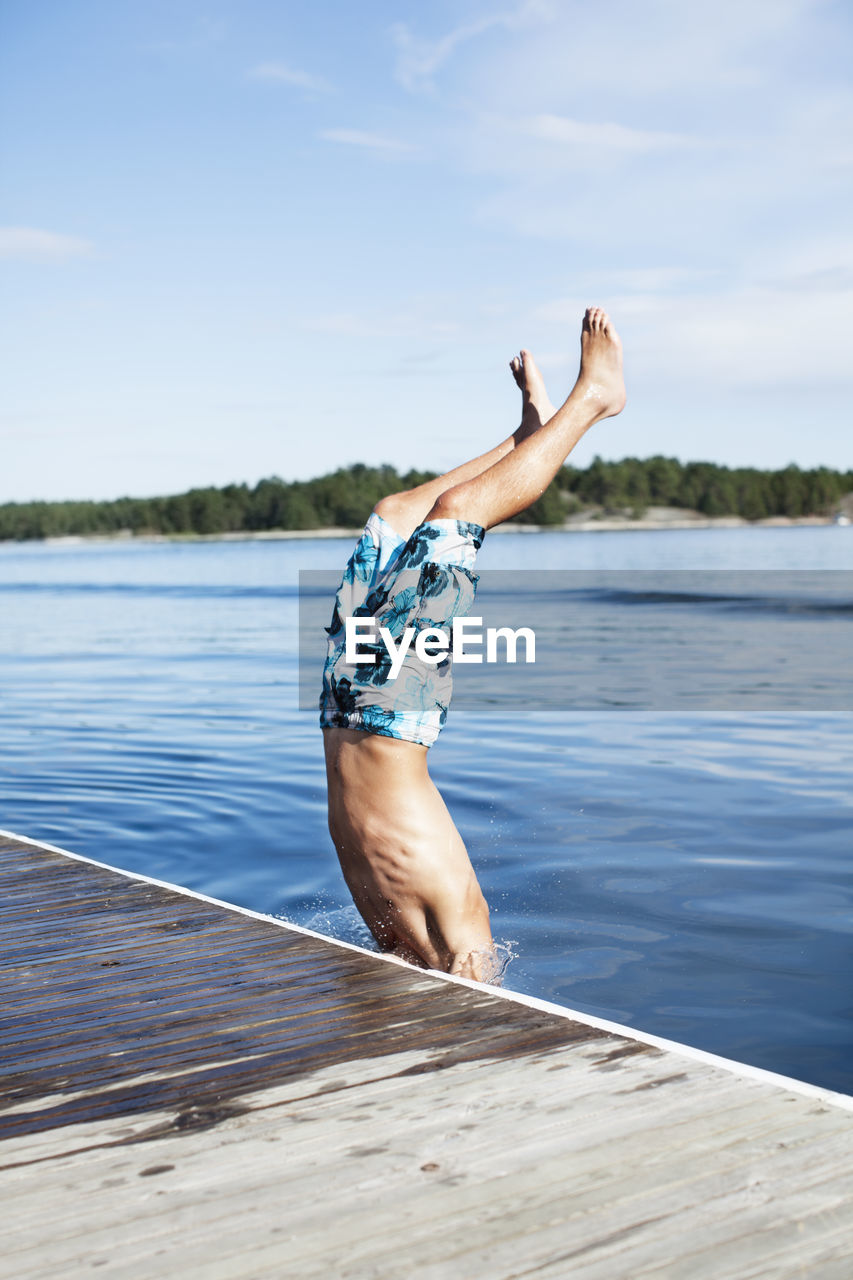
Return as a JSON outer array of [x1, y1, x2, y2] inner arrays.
[[1, 831, 851, 1280]]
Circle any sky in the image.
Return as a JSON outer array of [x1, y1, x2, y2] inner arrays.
[[2, 0, 852, 503]]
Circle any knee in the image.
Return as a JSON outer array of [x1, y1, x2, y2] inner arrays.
[[373, 493, 403, 522], [372, 492, 414, 530], [427, 485, 468, 523], [373, 494, 406, 534]]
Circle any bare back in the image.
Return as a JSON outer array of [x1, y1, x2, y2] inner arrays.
[[323, 727, 494, 976]]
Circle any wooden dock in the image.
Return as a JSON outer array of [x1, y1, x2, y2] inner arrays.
[[2, 830, 852, 1279]]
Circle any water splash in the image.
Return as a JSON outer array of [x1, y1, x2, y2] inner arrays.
[[284, 901, 518, 987], [299, 902, 379, 951], [453, 938, 518, 987]]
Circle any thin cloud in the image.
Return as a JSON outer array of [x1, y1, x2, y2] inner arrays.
[[473, 0, 823, 102], [527, 114, 695, 153], [753, 236, 853, 295], [0, 227, 94, 262], [249, 62, 333, 92], [536, 276, 853, 387], [319, 129, 414, 153], [392, 0, 554, 91]]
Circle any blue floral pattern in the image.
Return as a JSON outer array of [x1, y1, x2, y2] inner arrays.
[[320, 511, 485, 746]]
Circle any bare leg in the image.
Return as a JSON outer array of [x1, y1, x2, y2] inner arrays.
[[374, 351, 556, 539], [427, 307, 625, 531], [510, 348, 558, 436]]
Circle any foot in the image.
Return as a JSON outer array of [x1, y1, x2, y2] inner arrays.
[[509, 349, 557, 439], [573, 306, 626, 419]]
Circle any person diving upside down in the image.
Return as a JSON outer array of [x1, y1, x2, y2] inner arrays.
[[321, 307, 626, 982]]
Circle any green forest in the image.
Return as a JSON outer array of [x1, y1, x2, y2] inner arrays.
[[1, 457, 850, 541]]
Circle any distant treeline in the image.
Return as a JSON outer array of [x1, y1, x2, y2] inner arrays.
[[2, 457, 851, 541]]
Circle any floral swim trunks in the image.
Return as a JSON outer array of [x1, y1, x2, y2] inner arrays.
[[319, 512, 486, 747]]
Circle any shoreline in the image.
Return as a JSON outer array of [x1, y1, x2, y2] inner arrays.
[[15, 510, 844, 547]]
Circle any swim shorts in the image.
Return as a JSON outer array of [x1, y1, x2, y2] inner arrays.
[[319, 511, 485, 747]]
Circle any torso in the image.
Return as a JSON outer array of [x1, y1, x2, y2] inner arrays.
[[321, 726, 492, 971]]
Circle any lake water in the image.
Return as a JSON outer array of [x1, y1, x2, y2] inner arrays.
[[2, 525, 851, 1094]]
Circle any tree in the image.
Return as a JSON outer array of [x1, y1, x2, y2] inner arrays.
[[3, 457, 851, 541]]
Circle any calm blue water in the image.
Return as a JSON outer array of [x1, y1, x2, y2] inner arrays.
[[2, 527, 851, 1093]]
